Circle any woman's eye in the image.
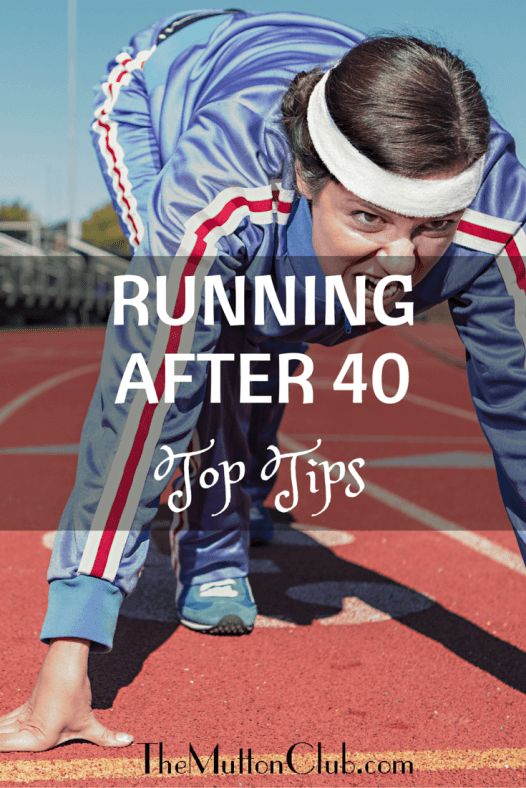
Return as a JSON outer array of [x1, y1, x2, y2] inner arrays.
[[351, 211, 384, 229], [422, 219, 454, 233]]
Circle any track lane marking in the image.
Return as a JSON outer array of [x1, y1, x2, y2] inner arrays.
[[0, 444, 79, 455], [312, 377, 477, 422], [1, 747, 526, 781], [279, 435, 526, 576], [289, 433, 486, 445], [0, 365, 98, 427]]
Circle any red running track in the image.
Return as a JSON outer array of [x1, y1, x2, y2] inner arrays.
[[0, 323, 525, 786]]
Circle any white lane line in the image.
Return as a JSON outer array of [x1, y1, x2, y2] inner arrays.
[[288, 433, 486, 445], [0, 444, 79, 455], [287, 581, 434, 625], [273, 524, 355, 547], [279, 434, 526, 576], [255, 615, 293, 628], [368, 451, 494, 468], [312, 376, 477, 422], [42, 531, 56, 550], [0, 364, 98, 427]]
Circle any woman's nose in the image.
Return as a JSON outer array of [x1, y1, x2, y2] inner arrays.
[[377, 237, 417, 275]]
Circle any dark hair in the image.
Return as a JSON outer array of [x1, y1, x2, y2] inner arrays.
[[281, 36, 490, 194]]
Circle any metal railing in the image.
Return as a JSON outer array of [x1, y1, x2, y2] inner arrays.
[[0, 234, 128, 326]]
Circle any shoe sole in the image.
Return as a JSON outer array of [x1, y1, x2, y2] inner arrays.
[[178, 614, 254, 635]]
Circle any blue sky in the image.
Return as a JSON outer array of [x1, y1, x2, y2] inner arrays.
[[3, 0, 526, 223]]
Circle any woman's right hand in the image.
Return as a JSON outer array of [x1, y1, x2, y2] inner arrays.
[[0, 638, 133, 752]]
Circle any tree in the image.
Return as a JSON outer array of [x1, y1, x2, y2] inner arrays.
[[0, 202, 31, 221], [82, 203, 131, 258]]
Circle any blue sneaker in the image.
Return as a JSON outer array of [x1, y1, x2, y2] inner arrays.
[[176, 577, 257, 635], [250, 504, 275, 546]]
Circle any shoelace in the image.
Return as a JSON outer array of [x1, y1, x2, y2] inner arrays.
[[199, 579, 240, 598]]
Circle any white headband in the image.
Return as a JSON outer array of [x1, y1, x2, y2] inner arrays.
[[306, 70, 485, 217]]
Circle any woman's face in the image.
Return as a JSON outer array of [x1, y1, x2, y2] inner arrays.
[[300, 176, 464, 322]]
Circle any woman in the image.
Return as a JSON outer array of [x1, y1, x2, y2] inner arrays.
[[1, 8, 525, 751]]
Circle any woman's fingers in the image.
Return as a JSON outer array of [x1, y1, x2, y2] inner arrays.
[[0, 715, 133, 752], [0, 703, 30, 724], [0, 719, 23, 734], [0, 727, 49, 753], [71, 717, 134, 748]]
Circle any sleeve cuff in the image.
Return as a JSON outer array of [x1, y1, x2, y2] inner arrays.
[[40, 575, 124, 653]]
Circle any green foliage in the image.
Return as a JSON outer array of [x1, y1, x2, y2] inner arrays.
[[82, 203, 131, 258], [0, 202, 31, 221]]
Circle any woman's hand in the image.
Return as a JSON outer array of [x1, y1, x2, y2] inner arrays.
[[0, 638, 133, 752]]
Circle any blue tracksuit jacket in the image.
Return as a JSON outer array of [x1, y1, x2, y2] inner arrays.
[[41, 9, 526, 651]]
